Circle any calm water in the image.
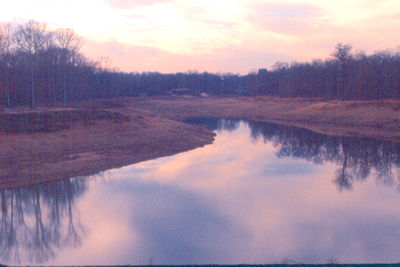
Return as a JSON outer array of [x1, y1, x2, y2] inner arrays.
[[1, 119, 400, 265]]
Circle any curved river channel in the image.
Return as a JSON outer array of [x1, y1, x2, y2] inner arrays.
[[1, 119, 400, 265]]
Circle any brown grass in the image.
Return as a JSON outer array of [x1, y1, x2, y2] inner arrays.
[[0, 108, 129, 134], [128, 96, 400, 140], [1, 96, 399, 190]]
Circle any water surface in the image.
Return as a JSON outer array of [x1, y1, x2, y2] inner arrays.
[[1, 119, 400, 265]]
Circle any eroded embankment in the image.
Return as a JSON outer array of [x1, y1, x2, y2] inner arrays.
[[1, 96, 399, 190]]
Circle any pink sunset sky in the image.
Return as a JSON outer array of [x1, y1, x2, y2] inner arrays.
[[1, 0, 400, 74]]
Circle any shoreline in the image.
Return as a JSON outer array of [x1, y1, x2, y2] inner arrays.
[[1, 96, 399, 190], [129, 96, 400, 141]]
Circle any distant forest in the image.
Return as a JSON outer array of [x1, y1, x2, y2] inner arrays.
[[0, 21, 399, 107]]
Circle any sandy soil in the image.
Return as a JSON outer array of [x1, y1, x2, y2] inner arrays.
[[1, 96, 399, 190]]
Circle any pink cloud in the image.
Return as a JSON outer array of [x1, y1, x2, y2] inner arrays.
[[248, 3, 323, 34], [106, 0, 170, 9], [81, 39, 292, 74], [78, 1, 400, 74]]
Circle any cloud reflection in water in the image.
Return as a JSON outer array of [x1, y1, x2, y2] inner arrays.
[[1, 119, 400, 265]]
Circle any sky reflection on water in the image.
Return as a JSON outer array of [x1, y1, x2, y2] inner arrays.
[[1, 119, 400, 265]]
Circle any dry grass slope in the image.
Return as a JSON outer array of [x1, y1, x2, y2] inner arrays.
[[0, 96, 399, 190]]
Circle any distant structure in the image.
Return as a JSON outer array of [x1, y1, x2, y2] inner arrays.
[[258, 68, 268, 75], [170, 88, 190, 95]]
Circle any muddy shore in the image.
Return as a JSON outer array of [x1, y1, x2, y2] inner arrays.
[[1, 96, 399, 190]]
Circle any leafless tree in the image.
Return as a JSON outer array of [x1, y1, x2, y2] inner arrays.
[[55, 28, 81, 107], [14, 21, 50, 108], [0, 23, 13, 107]]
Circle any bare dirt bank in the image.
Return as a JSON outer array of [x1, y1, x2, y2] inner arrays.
[[1, 96, 399, 190]]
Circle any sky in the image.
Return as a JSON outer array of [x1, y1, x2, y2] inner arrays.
[[1, 0, 400, 74]]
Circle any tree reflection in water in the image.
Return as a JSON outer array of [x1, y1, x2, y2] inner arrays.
[[0, 177, 87, 263], [188, 118, 400, 191], [2, 118, 400, 264]]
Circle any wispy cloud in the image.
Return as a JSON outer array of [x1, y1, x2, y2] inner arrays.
[[82, 38, 292, 73], [106, 0, 171, 9], [248, 3, 324, 35]]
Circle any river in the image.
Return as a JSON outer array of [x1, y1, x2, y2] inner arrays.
[[1, 119, 399, 265]]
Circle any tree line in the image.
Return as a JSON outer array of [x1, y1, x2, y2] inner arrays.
[[0, 21, 98, 108], [252, 43, 400, 99], [102, 44, 400, 100], [1, 21, 399, 108]]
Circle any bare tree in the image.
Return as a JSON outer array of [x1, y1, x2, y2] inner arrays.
[[0, 23, 14, 107], [332, 43, 353, 64], [54, 28, 81, 107], [14, 21, 50, 108], [332, 43, 353, 99]]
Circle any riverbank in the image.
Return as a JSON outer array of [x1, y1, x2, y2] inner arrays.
[[128, 96, 400, 141], [0, 104, 215, 190], [1, 96, 399, 190]]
